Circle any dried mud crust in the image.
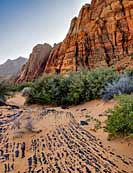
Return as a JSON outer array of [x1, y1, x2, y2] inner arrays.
[[0, 109, 133, 173]]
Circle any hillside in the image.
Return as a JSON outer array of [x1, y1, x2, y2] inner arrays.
[[0, 57, 27, 77], [17, 0, 133, 83]]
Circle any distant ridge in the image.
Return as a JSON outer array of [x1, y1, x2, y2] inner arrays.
[[0, 57, 27, 76]]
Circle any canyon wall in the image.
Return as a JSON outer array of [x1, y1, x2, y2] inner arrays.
[[17, 0, 133, 82], [16, 43, 52, 83], [44, 0, 133, 74]]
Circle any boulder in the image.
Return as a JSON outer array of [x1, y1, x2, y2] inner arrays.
[[21, 87, 32, 97]]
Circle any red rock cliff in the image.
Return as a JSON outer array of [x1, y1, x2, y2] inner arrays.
[[44, 0, 133, 74], [17, 0, 133, 82], [16, 43, 52, 83]]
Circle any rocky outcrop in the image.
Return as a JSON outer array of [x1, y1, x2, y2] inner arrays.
[[16, 43, 52, 83], [44, 0, 133, 74], [17, 0, 133, 82], [0, 57, 27, 76]]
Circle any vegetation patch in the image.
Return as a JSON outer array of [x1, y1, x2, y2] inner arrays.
[[27, 68, 117, 106], [10, 82, 33, 92], [102, 74, 133, 101], [106, 95, 133, 137], [0, 82, 10, 100]]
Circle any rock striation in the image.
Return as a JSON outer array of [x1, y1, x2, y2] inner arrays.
[[17, 0, 133, 82], [44, 0, 133, 74], [16, 43, 52, 83]]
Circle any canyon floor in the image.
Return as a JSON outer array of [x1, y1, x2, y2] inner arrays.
[[0, 93, 133, 173]]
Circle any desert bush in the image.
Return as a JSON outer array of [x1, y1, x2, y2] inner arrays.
[[62, 73, 85, 105], [27, 74, 75, 105], [27, 75, 58, 104], [10, 82, 33, 92], [80, 68, 117, 100], [0, 81, 33, 100], [102, 74, 133, 101], [27, 68, 117, 106], [106, 95, 133, 137], [0, 82, 10, 100]]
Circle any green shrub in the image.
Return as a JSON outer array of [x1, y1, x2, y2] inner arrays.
[[27, 68, 117, 106], [0, 82, 10, 100], [27, 75, 54, 104], [0, 82, 34, 101], [27, 74, 83, 105], [63, 73, 85, 105], [106, 95, 133, 137], [80, 68, 117, 100], [11, 82, 34, 92]]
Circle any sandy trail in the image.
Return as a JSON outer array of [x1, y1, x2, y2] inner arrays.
[[0, 93, 133, 173]]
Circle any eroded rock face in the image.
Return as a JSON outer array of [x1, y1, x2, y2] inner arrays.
[[16, 43, 52, 83], [17, 0, 133, 82], [44, 0, 133, 74]]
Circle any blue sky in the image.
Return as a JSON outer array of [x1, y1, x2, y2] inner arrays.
[[0, 0, 91, 64]]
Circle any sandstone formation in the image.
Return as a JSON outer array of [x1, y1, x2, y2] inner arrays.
[[45, 0, 133, 74], [16, 43, 52, 83], [17, 0, 133, 82]]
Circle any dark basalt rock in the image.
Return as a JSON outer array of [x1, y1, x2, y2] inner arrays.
[[80, 121, 88, 126]]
